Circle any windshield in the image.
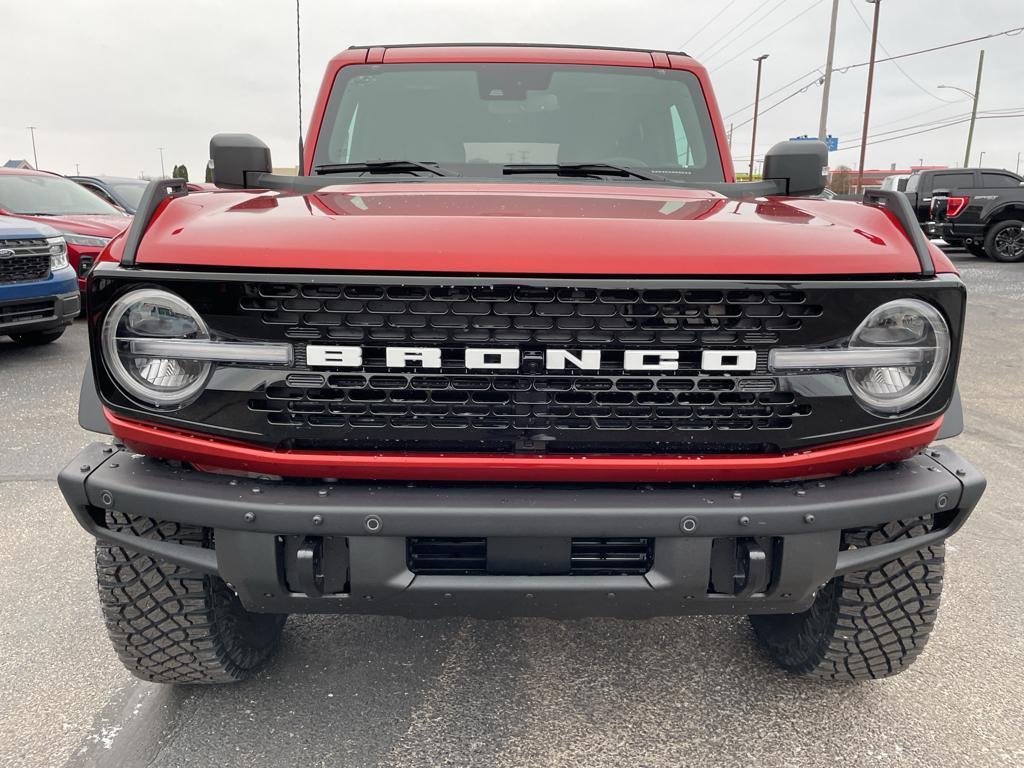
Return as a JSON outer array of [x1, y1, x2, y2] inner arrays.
[[313, 63, 724, 182], [0, 174, 122, 216], [110, 181, 148, 210]]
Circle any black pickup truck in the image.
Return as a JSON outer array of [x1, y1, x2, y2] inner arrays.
[[904, 168, 1022, 244], [932, 182, 1024, 261]]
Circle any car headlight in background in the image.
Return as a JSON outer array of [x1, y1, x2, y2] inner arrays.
[[45, 236, 68, 269], [770, 299, 951, 415], [101, 288, 292, 407], [62, 232, 111, 248]]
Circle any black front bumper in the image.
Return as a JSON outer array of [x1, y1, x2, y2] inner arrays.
[[58, 443, 984, 619], [0, 291, 79, 334]]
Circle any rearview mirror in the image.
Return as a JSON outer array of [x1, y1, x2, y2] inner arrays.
[[210, 134, 272, 188], [762, 140, 828, 197]]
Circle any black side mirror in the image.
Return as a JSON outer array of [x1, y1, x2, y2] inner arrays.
[[763, 140, 828, 196], [210, 134, 272, 188]]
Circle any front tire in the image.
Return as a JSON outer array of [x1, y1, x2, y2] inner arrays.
[[985, 219, 1024, 262], [95, 511, 286, 684], [750, 517, 944, 681], [9, 328, 65, 345]]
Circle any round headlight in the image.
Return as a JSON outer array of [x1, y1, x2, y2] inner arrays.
[[845, 299, 950, 415], [101, 289, 211, 407]]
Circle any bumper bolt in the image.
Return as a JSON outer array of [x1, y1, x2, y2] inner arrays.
[[318, 488, 330, 497], [229, 479, 239, 487], [936, 493, 950, 510], [100, 491, 114, 507], [739, 515, 751, 526], [251, 487, 262, 494], [803, 513, 815, 524], [244, 511, 256, 523], [680, 516, 698, 533], [102, 447, 114, 454], [732, 491, 742, 500], [312, 514, 324, 526], [956, 468, 967, 477], [795, 489, 807, 497], [80, 465, 91, 473]]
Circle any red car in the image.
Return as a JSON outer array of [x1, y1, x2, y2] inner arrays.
[[61, 44, 983, 685], [0, 167, 129, 292]]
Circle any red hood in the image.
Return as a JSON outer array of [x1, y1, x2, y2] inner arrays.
[[20, 212, 129, 238], [128, 182, 934, 276]]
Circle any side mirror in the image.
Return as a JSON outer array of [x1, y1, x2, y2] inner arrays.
[[209, 134, 272, 188], [763, 140, 828, 196]]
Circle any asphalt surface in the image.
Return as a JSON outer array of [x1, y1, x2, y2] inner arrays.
[[1, 252, 1023, 767]]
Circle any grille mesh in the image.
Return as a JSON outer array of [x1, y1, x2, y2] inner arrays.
[[0, 239, 50, 284]]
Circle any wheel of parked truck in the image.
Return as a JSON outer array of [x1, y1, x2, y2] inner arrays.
[[749, 516, 944, 681], [966, 243, 988, 258], [985, 219, 1024, 262], [9, 328, 65, 345], [95, 511, 286, 684]]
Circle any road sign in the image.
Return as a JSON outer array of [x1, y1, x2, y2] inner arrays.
[[790, 135, 839, 152]]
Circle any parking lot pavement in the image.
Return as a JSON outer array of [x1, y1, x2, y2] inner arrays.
[[2, 255, 1023, 768]]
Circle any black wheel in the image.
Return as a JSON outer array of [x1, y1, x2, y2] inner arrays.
[[96, 511, 286, 684], [750, 516, 944, 681], [9, 328, 65, 345], [966, 242, 988, 258], [985, 219, 1024, 262]]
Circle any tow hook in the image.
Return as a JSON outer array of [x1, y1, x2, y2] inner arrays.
[[295, 536, 325, 597]]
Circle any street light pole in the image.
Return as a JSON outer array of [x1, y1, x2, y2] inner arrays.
[[978, 151, 985, 166], [157, 147, 166, 177], [856, 0, 881, 195], [817, 0, 840, 141], [26, 126, 39, 169], [749, 54, 769, 179], [1017, 152, 1021, 175]]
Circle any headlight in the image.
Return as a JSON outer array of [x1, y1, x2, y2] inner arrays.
[[62, 232, 111, 248], [845, 299, 950, 414], [45, 236, 68, 269], [101, 289, 212, 407]]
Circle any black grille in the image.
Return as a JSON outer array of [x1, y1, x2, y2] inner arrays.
[[0, 239, 50, 284], [408, 538, 487, 575], [0, 299, 55, 326], [406, 537, 653, 575], [242, 283, 821, 347]]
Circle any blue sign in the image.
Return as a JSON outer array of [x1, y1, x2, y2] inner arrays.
[[790, 135, 839, 152]]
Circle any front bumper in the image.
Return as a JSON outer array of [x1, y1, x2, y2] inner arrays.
[[58, 443, 984, 619], [0, 290, 79, 334]]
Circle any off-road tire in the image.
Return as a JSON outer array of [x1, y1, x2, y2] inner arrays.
[[95, 511, 286, 684], [9, 328, 65, 345], [985, 219, 1024, 262], [750, 516, 944, 681]]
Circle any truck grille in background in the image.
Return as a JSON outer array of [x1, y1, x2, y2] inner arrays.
[[0, 299, 56, 326], [0, 239, 50, 284], [406, 537, 654, 575]]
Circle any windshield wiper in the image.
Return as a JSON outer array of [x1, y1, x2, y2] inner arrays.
[[313, 160, 453, 177], [502, 162, 663, 181]]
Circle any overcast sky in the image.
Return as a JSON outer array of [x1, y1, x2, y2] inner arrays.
[[4, 0, 1022, 180]]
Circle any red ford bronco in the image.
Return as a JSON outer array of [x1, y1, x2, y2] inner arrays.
[[59, 44, 984, 684]]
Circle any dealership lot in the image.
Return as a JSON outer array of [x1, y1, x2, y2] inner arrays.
[[1, 251, 1022, 768]]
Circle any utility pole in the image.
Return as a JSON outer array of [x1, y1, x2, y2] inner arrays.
[[749, 54, 769, 179], [964, 49, 984, 168], [1017, 152, 1021, 175], [728, 122, 734, 150], [75, 162, 80, 175], [817, 0, 840, 140], [26, 126, 39, 169], [157, 147, 166, 177], [856, 0, 881, 194]]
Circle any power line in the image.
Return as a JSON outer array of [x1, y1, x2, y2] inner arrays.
[[845, 0, 953, 103], [723, 24, 1024, 131], [681, 0, 740, 49], [695, 0, 786, 62], [711, 0, 828, 72], [722, 67, 822, 119], [834, 112, 1024, 152]]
